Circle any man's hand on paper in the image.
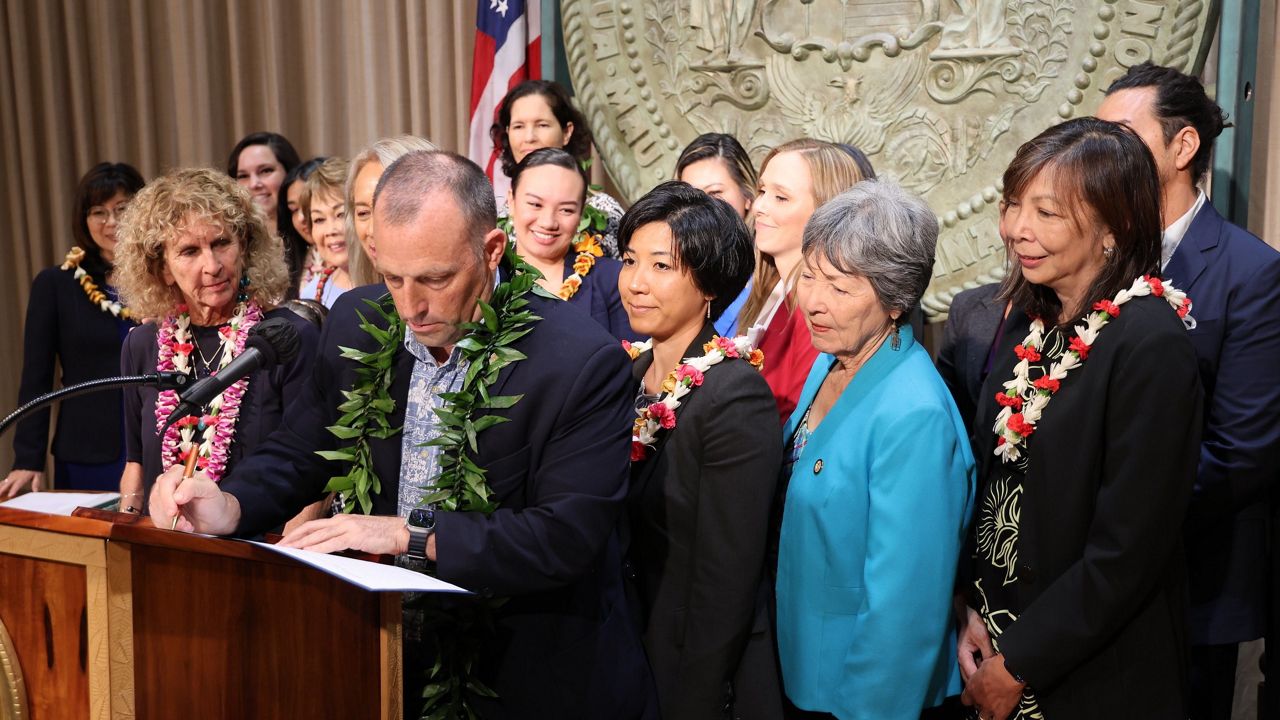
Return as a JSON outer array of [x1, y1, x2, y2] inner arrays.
[[278, 513, 421, 558]]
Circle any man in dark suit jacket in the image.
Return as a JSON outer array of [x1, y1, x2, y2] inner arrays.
[[1100, 63, 1280, 720], [936, 282, 1006, 436], [148, 151, 654, 719]]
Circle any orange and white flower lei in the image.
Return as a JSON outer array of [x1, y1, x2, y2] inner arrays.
[[993, 275, 1193, 463], [625, 335, 764, 461], [557, 232, 604, 300], [61, 247, 133, 320]]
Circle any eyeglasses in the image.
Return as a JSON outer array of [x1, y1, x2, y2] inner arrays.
[[88, 205, 128, 224]]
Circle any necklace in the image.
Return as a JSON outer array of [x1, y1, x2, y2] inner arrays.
[[60, 247, 133, 320], [302, 243, 325, 283], [556, 232, 604, 300], [193, 336, 225, 376], [993, 275, 1192, 463], [625, 335, 764, 460], [153, 300, 264, 481], [313, 265, 337, 302]]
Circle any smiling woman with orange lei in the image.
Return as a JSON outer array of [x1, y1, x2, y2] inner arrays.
[[113, 168, 319, 511], [507, 147, 638, 340]]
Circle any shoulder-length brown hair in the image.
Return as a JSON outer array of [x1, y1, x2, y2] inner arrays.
[[737, 138, 865, 334], [998, 117, 1163, 324], [115, 167, 289, 319]]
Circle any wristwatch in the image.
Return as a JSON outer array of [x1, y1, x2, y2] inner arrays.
[[404, 508, 436, 561]]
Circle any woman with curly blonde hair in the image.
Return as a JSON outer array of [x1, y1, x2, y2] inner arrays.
[[114, 168, 319, 512]]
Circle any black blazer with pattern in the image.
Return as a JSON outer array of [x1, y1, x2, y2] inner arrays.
[[970, 295, 1202, 717]]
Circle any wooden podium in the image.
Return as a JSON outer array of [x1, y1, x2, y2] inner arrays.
[[0, 507, 402, 719]]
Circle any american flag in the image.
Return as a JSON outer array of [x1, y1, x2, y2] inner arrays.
[[468, 0, 542, 206]]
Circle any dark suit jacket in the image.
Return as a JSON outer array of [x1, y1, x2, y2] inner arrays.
[[628, 324, 781, 719], [936, 283, 1005, 437], [564, 254, 640, 341], [12, 262, 134, 469], [120, 308, 319, 496], [971, 296, 1202, 717], [220, 284, 654, 719], [1165, 202, 1280, 645]]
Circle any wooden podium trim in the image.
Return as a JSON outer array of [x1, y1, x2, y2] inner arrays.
[[379, 593, 402, 720], [105, 543, 135, 720], [0, 523, 136, 720], [0, 524, 104, 567]]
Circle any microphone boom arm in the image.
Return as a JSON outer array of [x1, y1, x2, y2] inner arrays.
[[0, 372, 192, 438]]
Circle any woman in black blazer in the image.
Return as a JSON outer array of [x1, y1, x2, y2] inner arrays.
[[1, 163, 144, 498], [620, 181, 782, 719], [959, 119, 1202, 719]]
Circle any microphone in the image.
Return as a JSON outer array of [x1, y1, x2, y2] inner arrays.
[[161, 317, 302, 432]]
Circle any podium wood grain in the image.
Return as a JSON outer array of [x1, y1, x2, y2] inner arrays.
[[0, 506, 401, 719], [0, 553, 90, 718]]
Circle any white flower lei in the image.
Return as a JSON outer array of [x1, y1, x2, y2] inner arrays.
[[625, 335, 763, 459], [992, 275, 1193, 463], [153, 301, 262, 481]]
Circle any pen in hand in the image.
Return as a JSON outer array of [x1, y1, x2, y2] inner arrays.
[[171, 449, 199, 531]]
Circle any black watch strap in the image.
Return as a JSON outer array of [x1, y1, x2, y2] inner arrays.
[[405, 509, 435, 561]]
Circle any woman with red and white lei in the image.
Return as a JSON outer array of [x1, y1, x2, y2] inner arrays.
[[959, 118, 1203, 719], [113, 168, 319, 514], [620, 181, 782, 718]]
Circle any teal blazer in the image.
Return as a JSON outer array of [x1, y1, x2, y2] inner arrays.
[[776, 326, 975, 718]]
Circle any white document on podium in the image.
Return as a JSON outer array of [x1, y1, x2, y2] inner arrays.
[[248, 541, 471, 594], [0, 491, 119, 515]]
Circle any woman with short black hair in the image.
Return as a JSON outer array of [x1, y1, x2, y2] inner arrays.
[[620, 180, 782, 718]]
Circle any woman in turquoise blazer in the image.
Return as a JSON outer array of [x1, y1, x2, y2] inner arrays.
[[775, 180, 976, 719]]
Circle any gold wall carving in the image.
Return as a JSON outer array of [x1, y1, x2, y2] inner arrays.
[[0, 618, 27, 720], [563, 0, 1218, 318]]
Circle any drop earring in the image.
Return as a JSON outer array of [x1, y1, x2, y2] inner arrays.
[[890, 323, 901, 351], [237, 275, 250, 303]]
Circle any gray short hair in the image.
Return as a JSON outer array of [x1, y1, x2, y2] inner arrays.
[[802, 180, 937, 320], [373, 151, 497, 258]]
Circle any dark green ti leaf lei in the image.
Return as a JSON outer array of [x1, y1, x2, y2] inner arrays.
[[317, 246, 550, 718], [317, 297, 405, 514]]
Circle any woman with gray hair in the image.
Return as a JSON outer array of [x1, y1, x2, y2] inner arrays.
[[774, 180, 975, 718]]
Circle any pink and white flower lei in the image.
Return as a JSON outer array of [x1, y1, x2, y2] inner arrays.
[[993, 275, 1193, 463], [624, 335, 764, 461], [154, 300, 263, 481]]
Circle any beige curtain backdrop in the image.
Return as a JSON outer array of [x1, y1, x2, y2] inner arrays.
[[0, 0, 477, 476], [1252, 0, 1280, 249]]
